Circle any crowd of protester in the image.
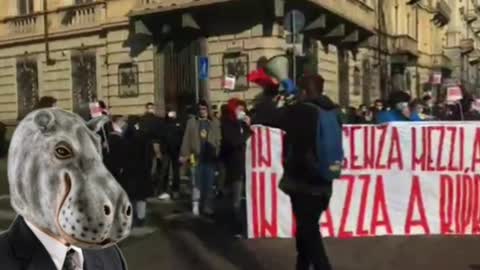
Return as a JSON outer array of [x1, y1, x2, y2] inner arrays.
[[342, 90, 480, 124], [55, 99, 252, 238]]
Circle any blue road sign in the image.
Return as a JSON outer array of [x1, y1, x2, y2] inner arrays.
[[199, 56, 209, 81]]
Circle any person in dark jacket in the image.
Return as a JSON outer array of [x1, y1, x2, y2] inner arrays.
[[123, 116, 152, 227], [159, 107, 184, 200], [276, 74, 336, 270], [220, 98, 252, 236], [448, 91, 480, 121], [376, 91, 422, 123], [139, 102, 165, 196], [104, 115, 128, 186]]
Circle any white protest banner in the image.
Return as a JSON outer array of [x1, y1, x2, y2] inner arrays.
[[246, 123, 480, 239]]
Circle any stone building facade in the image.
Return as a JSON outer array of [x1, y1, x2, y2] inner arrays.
[[0, 0, 466, 123]]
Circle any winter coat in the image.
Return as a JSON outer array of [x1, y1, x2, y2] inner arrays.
[[123, 126, 153, 200], [275, 95, 340, 196], [251, 96, 280, 126], [220, 118, 252, 183], [104, 132, 129, 190], [163, 117, 184, 157], [180, 117, 221, 163], [376, 110, 422, 124]]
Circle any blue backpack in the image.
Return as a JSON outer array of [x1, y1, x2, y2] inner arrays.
[[306, 103, 344, 182]]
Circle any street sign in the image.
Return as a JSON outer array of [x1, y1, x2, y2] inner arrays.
[[284, 10, 305, 34], [198, 56, 209, 81]]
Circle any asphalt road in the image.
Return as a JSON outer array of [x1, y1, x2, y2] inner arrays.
[[1, 194, 480, 270], [2, 156, 480, 270]]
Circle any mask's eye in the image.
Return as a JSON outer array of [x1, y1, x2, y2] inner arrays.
[[54, 143, 73, 160]]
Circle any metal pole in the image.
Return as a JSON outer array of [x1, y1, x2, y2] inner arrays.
[[43, 0, 53, 65], [195, 55, 200, 103], [292, 12, 297, 84]]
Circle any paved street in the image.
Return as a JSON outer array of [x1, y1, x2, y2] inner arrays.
[[0, 194, 480, 270], [2, 158, 480, 270]]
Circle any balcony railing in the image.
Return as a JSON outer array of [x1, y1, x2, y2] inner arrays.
[[57, 2, 106, 29], [464, 9, 478, 24], [391, 35, 418, 56], [4, 13, 43, 36], [469, 50, 480, 65], [1, 1, 106, 39], [433, 0, 451, 26], [461, 38, 475, 54]]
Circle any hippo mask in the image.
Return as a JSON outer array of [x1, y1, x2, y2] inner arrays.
[[8, 108, 132, 249]]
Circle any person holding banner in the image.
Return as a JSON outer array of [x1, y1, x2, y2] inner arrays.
[[276, 74, 339, 270], [220, 98, 252, 236]]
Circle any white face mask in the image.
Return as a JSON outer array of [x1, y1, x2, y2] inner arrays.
[[168, 111, 177, 118], [236, 110, 247, 120]]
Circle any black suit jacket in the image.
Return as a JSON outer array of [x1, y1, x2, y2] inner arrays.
[[0, 216, 127, 270]]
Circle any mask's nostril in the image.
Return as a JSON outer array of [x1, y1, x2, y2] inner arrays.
[[104, 205, 111, 216], [126, 205, 131, 217]]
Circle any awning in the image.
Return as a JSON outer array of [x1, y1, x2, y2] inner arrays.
[[128, 0, 237, 17]]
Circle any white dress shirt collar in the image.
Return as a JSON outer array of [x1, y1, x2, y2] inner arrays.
[[25, 220, 84, 270]]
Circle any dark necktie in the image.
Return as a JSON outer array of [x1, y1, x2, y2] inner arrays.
[[62, 249, 78, 270]]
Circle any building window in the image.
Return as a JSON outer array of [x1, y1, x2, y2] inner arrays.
[[17, 0, 34, 15], [16, 57, 39, 119], [118, 63, 139, 97], [222, 52, 249, 91], [71, 50, 97, 119]]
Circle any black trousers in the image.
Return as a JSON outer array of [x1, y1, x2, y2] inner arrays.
[[161, 153, 181, 193], [290, 193, 332, 270]]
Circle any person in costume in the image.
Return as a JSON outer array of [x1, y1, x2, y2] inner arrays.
[[1, 108, 130, 269]]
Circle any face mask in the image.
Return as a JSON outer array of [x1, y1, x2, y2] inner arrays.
[[236, 110, 247, 121], [168, 111, 176, 118]]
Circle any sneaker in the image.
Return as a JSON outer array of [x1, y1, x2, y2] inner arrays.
[[158, 193, 171, 200], [192, 202, 200, 216]]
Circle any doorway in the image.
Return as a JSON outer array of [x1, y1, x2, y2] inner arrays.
[[155, 34, 207, 115]]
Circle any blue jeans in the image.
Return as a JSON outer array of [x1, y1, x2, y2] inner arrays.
[[192, 162, 215, 211]]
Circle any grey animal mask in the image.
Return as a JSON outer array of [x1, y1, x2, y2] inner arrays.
[[8, 108, 132, 249]]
